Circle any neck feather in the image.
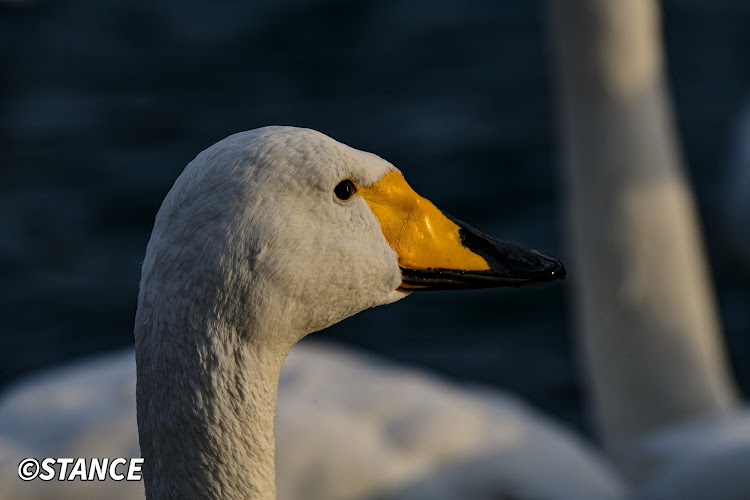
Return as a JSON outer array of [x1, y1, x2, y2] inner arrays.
[[135, 311, 287, 500]]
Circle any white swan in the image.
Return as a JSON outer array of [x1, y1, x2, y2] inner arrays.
[[629, 94, 750, 499], [0, 342, 627, 500], [549, 2, 750, 498], [131, 125, 584, 499]]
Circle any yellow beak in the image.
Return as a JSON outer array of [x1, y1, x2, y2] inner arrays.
[[359, 171, 565, 291]]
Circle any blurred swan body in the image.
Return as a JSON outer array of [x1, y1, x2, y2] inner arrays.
[[0, 343, 628, 500], [637, 409, 750, 500]]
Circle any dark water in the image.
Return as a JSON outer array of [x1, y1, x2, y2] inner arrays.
[[1, 0, 749, 433]]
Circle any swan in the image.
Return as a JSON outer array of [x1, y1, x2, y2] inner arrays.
[[0, 342, 628, 500], [549, 2, 750, 498], [133, 124, 577, 499], [0, 125, 629, 500]]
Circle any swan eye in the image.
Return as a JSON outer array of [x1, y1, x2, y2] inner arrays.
[[334, 179, 357, 201]]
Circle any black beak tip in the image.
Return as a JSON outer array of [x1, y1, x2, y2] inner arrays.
[[534, 250, 566, 281], [555, 261, 567, 280], [526, 249, 566, 284], [556, 261, 567, 280]]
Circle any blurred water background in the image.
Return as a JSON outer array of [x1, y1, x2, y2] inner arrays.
[[1, 0, 749, 433]]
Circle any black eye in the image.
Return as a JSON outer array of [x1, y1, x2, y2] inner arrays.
[[334, 178, 357, 201]]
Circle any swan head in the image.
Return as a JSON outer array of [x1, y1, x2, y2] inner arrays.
[[137, 126, 565, 349]]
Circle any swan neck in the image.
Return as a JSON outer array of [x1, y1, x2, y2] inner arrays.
[[136, 322, 286, 500], [549, 0, 738, 481]]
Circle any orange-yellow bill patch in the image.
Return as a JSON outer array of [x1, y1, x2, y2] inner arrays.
[[358, 171, 490, 272]]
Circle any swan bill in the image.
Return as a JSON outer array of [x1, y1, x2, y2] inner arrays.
[[359, 171, 566, 291], [398, 221, 567, 291]]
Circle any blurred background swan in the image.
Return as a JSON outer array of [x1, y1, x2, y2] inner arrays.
[[1, 0, 749, 498], [551, 1, 750, 498]]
